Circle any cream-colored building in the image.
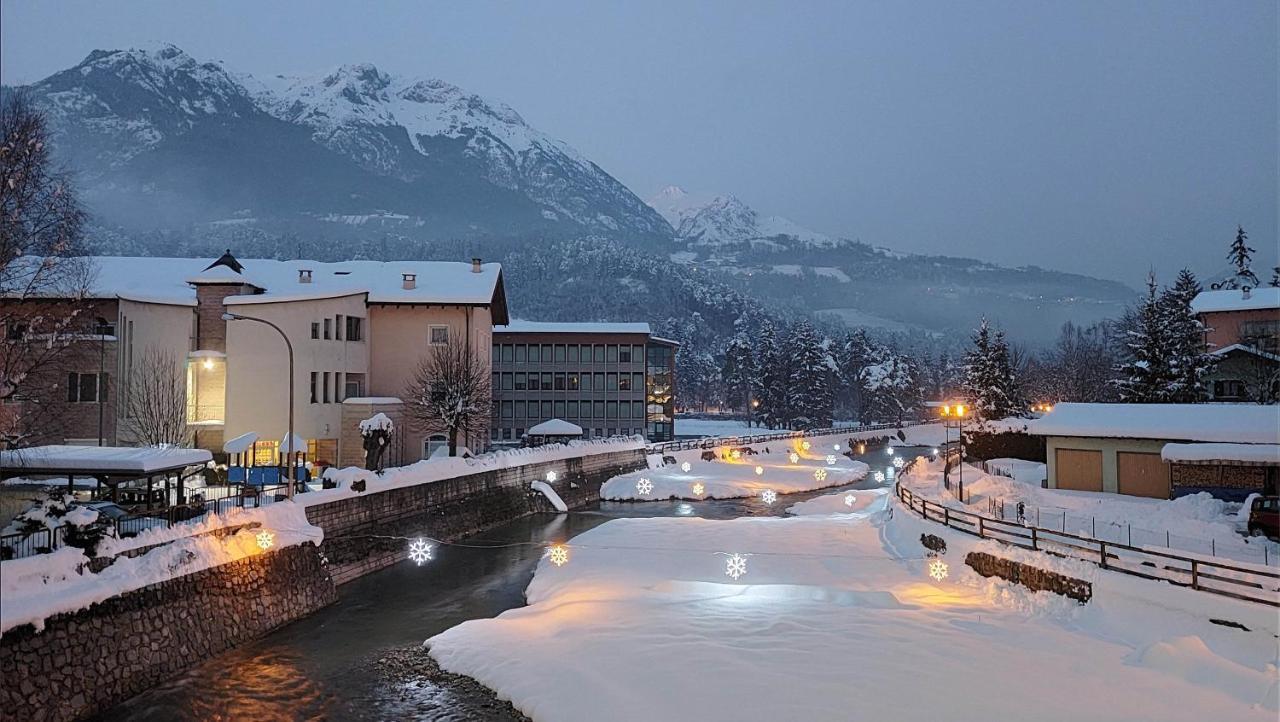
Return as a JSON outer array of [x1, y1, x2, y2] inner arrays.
[[40, 252, 507, 464]]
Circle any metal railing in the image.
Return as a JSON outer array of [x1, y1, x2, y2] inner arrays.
[[647, 420, 926, 455], [0, 526, 65, 559], [895, 472, 1280, 607]]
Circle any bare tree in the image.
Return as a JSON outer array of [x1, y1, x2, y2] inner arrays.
[[124, 347, 189, 446], [0, 92, 92, 407], [404, 342, 490, 457]]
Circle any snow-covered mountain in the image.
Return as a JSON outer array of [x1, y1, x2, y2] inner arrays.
[[647, 186, 840, 253], [13, 44, 671, 240]]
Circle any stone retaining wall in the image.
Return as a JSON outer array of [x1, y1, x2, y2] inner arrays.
[[964, 551, 1093, 603], [0, 543, 336, 722], [309, 447, 645, 585]]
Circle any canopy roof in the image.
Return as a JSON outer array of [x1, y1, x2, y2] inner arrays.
[[526, 419, 584, 436], [0, 445, 211, 479]]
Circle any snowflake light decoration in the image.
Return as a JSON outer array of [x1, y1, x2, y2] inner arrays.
[[255, 530, 275, 551], [928, 558, 949, 581], [874, 471, 886, 483], [636, 477, 654, 496], [408, 538, 434, 565], [730, 449, 741, 460], [802, 441, 812, 451], [761, 489, 777, 504], [725, 553, 748, 580], [754, 465, 764, 475], [692, 482, 705, 496], [833, 444, 842, 451], [548, 545, 569, 567], [814, 468, 827, 482], [545, 470, 558, 483], [844, 493, 857, 507], [680, 461, 692, 473], [789, 452, 800, 464], [886, 447, 895, 456], [826, 455, 837, 466], [893, 456, 905, 469]]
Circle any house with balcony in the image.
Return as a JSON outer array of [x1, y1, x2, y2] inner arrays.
[[1191, 286, 1280, 402]]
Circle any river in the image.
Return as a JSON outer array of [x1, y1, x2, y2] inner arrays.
[[94, 448, 922, 721]]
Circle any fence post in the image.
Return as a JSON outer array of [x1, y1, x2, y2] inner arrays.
[[944, 506, 950, 527], [1190, 560, 1198, 590], [1127, 524, 1131, 546], [1092, 517, 1096, 537], [1037, 507, 1040, 526], [1166, 530, 1170, 548], [1099, 541, 1107, 569], [1031, 527, 1038, 550], [1211, 538, 1215, 557], [978, 516, 984, 538]]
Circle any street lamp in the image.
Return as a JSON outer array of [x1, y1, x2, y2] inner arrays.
[[939, 403, 967, 498], [222, 312, 296, 499], [749, 398, 760, 428]]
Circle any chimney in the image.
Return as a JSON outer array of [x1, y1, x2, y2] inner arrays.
[[298, 269, 313, 284], [402, 273, 417, 290], [471, 257, 483, 273], [1242, 286, 1252, 299]]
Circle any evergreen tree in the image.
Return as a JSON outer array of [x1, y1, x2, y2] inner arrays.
[[1270, 267, 1280, 288], [1114, 274, 1175, 402], [1162, 268, 1215, 402], [720, 332, 758, 420], [784, 321, 833, 429], [754, 321, 786, 428], [859, 347, 918, 425], [1226, 225, 1259, 288], [961, 317, 1022, 420], [836, 329, 874, 422]]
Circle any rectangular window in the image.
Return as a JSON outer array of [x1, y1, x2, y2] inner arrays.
[[528, 373, 540, 391], [310, 372, 318, 404], [633, 373, 645, 392], [335, 372, 344, 402], [492, 345, 501, 362], [606, 373, 618, 391], [594, 401, 605, 419], [335, 315, 344, 340], [567, 345, 579, 363], [554, 400, 566, 418], [311, 322, 320, 340], [595, 428, 604, 438], [607, 427, 616, 436], [516, 427, 524, 439], [344, 373, 366, 399], [323, 318, 332, 340], [633, 345, 644, 363], [567, 400, 579, 418], [66, 372, 103, 403], [541, 400, 553, 418], [515, 344, 527, 362], [554, 372, 566, 391], [580, 372, 592, 391], [503, 428, 513, 440], [541, 372, 552, 389], [502, 401, 514, 418], [619, 345, 632, 363], [618, 375, 631, 391], [515, 372, 526, 390], [515, 400, 526, 418], [606, 345, 619, 363], [502, 344, 514, 362], [593, 372, 604, 391], [502, 373, 514, 391], [491, 427, 500, 441], [492, 372, 500, 391], [429, 325, 450, 345], [568, 372, 580, 391], [607, 401, 618, 418], [528, 344, 540, 363], [594, 345, 605, 363], [555, 344, 566, 362], [619, 401, 630, 419], [633, 400, 644, 419], [346, 316, 363, 341], [322, 372, 330, 403]]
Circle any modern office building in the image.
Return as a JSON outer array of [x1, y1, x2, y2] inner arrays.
[[490, 322, 677, 445]]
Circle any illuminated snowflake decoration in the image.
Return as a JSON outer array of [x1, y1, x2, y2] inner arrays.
[[833, 444, 841, 451], [928, 558, 949, 581], [754, 465, 764, 475], [680, 462, 692, 473], [548, 545, 569, 567], [886, 448, 895, 456], [874, 471, 886, 483], [408, 538, 434, 565], [789, 452, 800, 464], [826, 455, 837, 466], [844, 493, 857, 507], [801, 441, 811, 451], [814, 468, 828, 482], [730, 450, 741, 460], [255, 530, 275, 551], [761, 489, 777, 504], [545, 470, 558, 483], [636, 477, 655, 496], [692, 482, 705, 496], [725, 553, 748, 581], [931, 448, 940, 456], [893, 456, 905, 469]]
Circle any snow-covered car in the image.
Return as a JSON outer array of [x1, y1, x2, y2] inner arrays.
[[72, 501, 168, 537]]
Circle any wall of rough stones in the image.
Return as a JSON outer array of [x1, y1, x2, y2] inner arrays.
[[0, 542, 336, 722], [309, 446, 647, 585], [964, 551, 1093, 603]]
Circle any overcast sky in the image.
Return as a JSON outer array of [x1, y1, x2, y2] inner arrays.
[[2, 0, 1275, 286]]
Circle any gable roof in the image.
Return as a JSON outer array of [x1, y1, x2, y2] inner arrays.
[[1190, 287, 1280, 314], [1028, 402, 1280, 444]]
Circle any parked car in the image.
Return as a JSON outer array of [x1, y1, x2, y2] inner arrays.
[[71, 501, 167, 537], [1246, 496, 1279, 540]]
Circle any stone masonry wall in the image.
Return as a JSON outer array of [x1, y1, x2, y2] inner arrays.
[[0, 542, 337, 722], [965, 551, 1093, 603], [309, 447, 646, 585]]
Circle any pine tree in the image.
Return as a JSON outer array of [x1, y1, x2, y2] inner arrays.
[[836, 330, 874, 422], [784, 321, 833, 429], [720, 332, 758, 420], [1226, 225, 1259, 288], [1270, 266, 1280, 288], [1114, 274, 1175, 402], [1162, 268, 1215, 402], [754, 321, 786, 428], [961, 318, 1022, 420], [860, 347, 918, 425]]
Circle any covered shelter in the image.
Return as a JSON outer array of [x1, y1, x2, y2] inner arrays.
[[0, 445, 213, 509], [523, 419, 583, 447]]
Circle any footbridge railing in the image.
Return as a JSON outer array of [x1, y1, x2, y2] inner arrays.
[[648, 420, 927, 455]]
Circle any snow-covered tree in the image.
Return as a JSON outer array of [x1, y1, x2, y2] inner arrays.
[[784, 321, 833, 429], [1225, 225, 1259, 288], [834, 330, 874, 422], [860, 348, 918, 425], [1114, 275, 1176, 403], [1162, 269, 1215, 402], [720, 331, 757, 420], [961, 318, 1023, 420], [754, 321, 787, 428], [359, 413, 394, 471], [1270, 266, 1280, 288], [680, 350, 722, 412], [404, 342, 491, 456], [1022, 322, 1118, 403]]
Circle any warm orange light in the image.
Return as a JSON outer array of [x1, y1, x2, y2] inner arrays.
[[202, 358, 214, 371], [940, 405, 950, 417], [954, 404, 966, 417]]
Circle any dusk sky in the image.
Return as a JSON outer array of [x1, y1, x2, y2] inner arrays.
[[2, 0, 1275, 286]]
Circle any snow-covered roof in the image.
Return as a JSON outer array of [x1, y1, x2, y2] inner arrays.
[[1190, 287, 1280, 314], [280, 433, 307, 451], [1211, 343, 1280, 363], [526, 419, 583, 436], [1028, 403, 1280, 444], [222, 432, 259, 454], [342, 396, 403, 405], [0, 446, 212, 475], [27, 256, 505, 310], [496, 320, 652, 335], [1161, 443, 1280, 465]]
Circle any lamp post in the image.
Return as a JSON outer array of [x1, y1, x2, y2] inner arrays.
[[95, 318, 111, 447], [750, 398, 760, 428], [940, 403, 968, 498], [222, 312, 296, 499]]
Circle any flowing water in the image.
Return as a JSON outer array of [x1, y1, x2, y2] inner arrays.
[[94, 448, 924, 721]]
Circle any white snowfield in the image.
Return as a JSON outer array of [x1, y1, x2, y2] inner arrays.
[[428, 507, 1279, 721], [601, 441, 869, 501]]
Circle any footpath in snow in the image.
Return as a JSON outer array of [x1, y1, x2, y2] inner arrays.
[[427, 498, 1279, 722]]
